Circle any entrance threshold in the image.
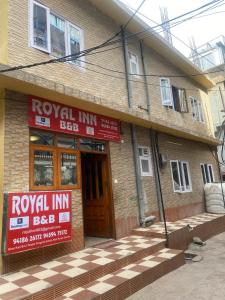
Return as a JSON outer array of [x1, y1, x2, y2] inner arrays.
[[85, 237, 115, 248]]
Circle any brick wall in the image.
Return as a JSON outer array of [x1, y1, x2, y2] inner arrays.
[[6, 0, 214, 139], [3, 90, 84, 272]]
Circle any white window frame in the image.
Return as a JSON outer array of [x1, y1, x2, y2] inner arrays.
[[128, 51, 139, 76], [170, 160, 192, 193], [29, 0, 51, 53], [190, 97, 204, 122], [29, 0, 84, 67], [200, 163, 214, 184], [138, 146, 153, 177], [160, 78, 174, 107]]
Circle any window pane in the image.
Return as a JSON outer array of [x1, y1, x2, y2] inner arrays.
[[60, 153, 77, 185], [208, 165, 214, 182], [204, 164, 210, 183], [183, 163, 190, 189], [141, 159, 150, 173], [80, 139, 106, 152], [57, 136, 78, 149], [201, 164, 206, 184], [30, 130, 54, 145], [50, 14, 66, 57], [69, 25, 81, 64], [161, 79, 172, 106], [178, 161, 184, 190], [34, 150, 54, 186], [171, 162, 180, 191], [33, 4, 48, 49]]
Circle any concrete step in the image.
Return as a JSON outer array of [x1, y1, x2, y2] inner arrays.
[[0, 236, 165, 300], [57, 248, 184, 300]]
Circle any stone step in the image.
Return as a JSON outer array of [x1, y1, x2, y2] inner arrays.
[[0, 236, 165, 300], [57, 248, 184, 300]]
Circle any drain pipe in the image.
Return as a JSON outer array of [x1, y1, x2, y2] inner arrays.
[[140, 40, 150, 114], [121, 26, 149, 226], [131, 124, 146, 225], [150, 129, 169, 246]]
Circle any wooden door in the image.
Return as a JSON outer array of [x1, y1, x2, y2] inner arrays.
[[82, 153, 112, 237]]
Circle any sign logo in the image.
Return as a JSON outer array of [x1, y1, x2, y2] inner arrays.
[[35, 115, 50, 127], [10, 216, 29, 230], [59, 212, 70, 223]]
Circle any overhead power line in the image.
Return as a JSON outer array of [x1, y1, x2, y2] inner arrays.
[[0, 0, 222, 75]]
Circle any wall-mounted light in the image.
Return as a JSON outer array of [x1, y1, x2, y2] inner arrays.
[[30, 135, 40, 142]]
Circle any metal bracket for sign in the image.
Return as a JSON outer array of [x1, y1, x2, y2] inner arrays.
[[1, 193, 9, 255]]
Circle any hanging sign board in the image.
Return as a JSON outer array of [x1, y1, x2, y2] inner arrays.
[[28, 96, 121, 142], [3, 191, 72, 254]]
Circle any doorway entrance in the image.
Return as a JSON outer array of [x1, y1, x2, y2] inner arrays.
[[81, 152, 113, 238]]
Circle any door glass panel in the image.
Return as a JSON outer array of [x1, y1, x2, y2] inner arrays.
[[60, 153, 77, 185], [34, 150, 54, 186]]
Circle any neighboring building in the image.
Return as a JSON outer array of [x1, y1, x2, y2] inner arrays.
[[189, 36, 225, 178], [0, 0, 219, 274]]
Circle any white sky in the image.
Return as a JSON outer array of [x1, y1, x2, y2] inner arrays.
[[121, 0, 225, 57]]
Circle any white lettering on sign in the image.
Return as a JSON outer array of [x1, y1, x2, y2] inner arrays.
[[60, 120, 79, 132], [12, 194, 50, 216], [52, 194, 69, 210], [32, 99, 77, 121], [79, 111, 97, 126]]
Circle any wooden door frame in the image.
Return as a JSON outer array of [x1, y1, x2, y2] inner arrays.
[[80, 142, 116, 239]]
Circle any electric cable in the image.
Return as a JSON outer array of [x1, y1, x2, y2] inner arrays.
[[0, 0, 222, 75]]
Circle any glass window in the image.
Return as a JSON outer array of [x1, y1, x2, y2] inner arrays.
[[60, 152, 77, 186], [33, 150, 54, 186], [30, 130, 54, 145], [201, 163, 214, 183], [80, 139, 106, 152], [170, 160, 192, 192], [171, 161, 181, 192], [190, 97, 204, 122], [69, 24, 82, 65], [50, 14, 66, 57], [32, 2, 50, 51], [57, 135, 78, 149], [128, 52, 139, 75], [30, 1, 84, 64], [160, 78, 173, 107], [138, 147, 153, 176]]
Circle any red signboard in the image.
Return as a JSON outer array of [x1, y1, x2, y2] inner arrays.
[[5, 191, 72, 254], [28, 96, 121, 142]]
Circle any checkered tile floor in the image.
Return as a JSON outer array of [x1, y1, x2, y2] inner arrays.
[[134, 213, 220, 235], [57, 248, 182, 300], [0, 236, 165, 300]]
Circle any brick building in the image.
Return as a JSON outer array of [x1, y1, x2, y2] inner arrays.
[[0, 0, 220, 274]]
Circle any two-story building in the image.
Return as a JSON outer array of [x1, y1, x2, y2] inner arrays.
[[0, 0, 220, 274]]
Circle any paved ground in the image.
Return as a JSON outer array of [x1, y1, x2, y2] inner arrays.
[[128, 232, 225, 300]]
